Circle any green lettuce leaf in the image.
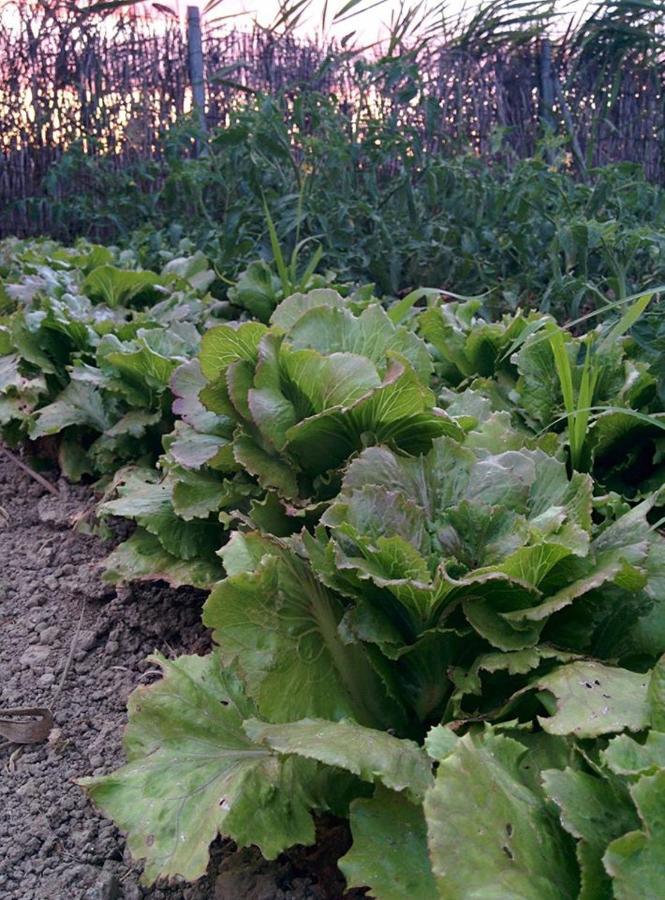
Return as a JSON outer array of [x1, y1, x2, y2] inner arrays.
[[204, 533, 405, 730], [321, 439, 595, 652], [199, 321, 268, 383], [603, 732, 665, 778], [101, 468, 223, 560], [340, 787, 437, 899], [98, 327, 194, 408], [161, 251, 215, 293], [83, 264, 164, 308], [30, 381, 111, 438], [102, 529, 223, 589], [424, 729, 578, 899], [228, 260, 282, 321], [245, 718, 433, 802], [269, 288, 346, 330], [80, 652, 358, 883], [287, 303, 432, 382], [649, 654, 665, 730], [603, 770, 665, 900], [535, 661, 651, 738], [419, 301, 527, 384], [542, 767, 639, 900], [196, 298, 462, 498]]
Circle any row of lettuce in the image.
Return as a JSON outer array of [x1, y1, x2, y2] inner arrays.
[[1, 236, 665, 898]]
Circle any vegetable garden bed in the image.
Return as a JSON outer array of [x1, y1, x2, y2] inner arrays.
[[1, 237, 664, 899]]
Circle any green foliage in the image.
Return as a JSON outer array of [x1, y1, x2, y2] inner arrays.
[[80, 651, 362, 882], [3, 161, 665, 897], [26, 99, 665, 322], [427, 297, 665, 497], [82, 282, 665, 892], [195, 290, 460, 503], [0, 238, 220, 478]]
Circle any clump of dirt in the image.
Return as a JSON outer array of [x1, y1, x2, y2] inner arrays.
[[215, 818, 366, 900], [0, 454, 364, 900]]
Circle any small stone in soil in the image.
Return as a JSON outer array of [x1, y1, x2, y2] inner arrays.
[[19, 644, 51, 668]]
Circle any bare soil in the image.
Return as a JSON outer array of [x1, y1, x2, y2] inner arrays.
[[0, 453, 362, 900]]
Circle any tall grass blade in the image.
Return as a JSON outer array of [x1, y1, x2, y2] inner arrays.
[[297, 244, 324, 290], [600, 291, 654, 350], [387, 288, 442, 324], [263, 202, 291, 297], [547, 323, 580, 467]]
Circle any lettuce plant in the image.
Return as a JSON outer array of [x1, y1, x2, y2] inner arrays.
[[196, 289, 461, 503], [99, 289, 464, 588], [0, 239, 220, 478], [416, 292, 664, 497], [425, 303, 664, 498], [513, 317, 664, 492], [417, 298, 533, 387], [82, 409, 665, 894]]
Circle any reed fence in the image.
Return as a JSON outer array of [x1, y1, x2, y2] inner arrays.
[[0, 6, 663, 237]]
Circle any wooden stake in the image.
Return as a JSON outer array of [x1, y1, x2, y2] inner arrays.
[[187, 4, 208, 152]]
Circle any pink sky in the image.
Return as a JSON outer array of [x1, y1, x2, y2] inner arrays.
[[171, 1, 441, 40], [0, 1, 587, 41], [0, 1, 421, 41], [161, 2, 587, 39]]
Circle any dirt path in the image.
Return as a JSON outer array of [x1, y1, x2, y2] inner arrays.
[[0, 455, 359, 900]]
